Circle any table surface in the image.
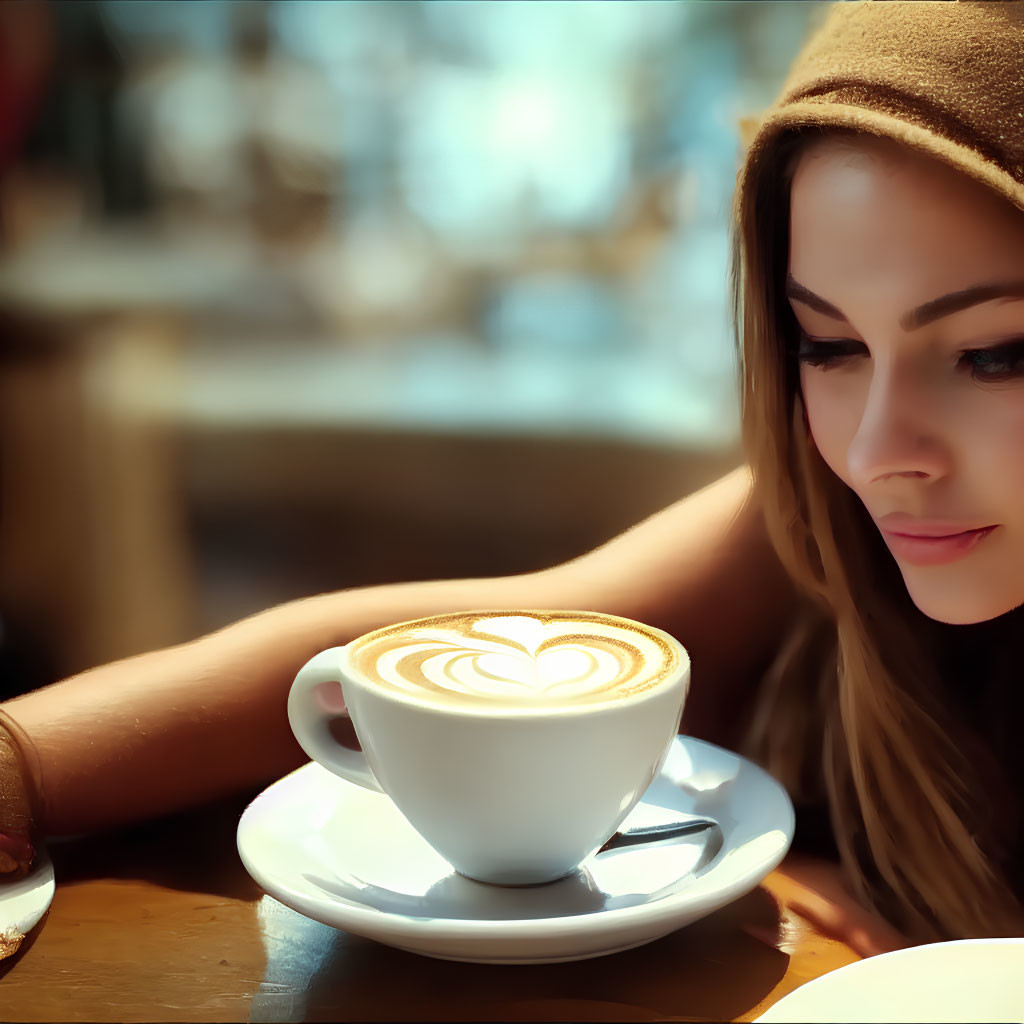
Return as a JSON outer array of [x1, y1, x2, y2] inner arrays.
[[0, 790, 859, 1023]]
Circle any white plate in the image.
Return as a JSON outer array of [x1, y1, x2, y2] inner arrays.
[[0, 848, 54, 956], [756, 938, 1024, 1023], [237, 736, 793, 964]]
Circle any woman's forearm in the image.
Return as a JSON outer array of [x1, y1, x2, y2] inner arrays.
[[1, 572, 554, 835], [0, 463, 802, 838]]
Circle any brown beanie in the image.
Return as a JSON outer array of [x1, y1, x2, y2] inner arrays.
[[737, 0, 1024, 215]]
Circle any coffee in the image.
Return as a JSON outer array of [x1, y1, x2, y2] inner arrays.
[[289, 608, 690, 883], [346, 610, 679, 709]]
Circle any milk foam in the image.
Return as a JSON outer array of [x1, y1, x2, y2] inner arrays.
[[348, 611, 677, 707]]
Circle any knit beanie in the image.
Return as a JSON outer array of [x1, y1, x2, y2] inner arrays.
[[736, 0, 1024, 216]]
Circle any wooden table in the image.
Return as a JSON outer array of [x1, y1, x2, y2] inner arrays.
[[0, 791, 859, 1022]]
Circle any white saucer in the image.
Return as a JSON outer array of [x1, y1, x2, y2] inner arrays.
[[0, 848, 54, 956], [755, 938, 1024, 1023], [237, 736, 793, 964]]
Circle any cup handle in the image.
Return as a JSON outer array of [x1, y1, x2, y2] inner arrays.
[[287, 647, 384, 793]]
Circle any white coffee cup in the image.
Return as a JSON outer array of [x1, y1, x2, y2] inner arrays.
[[287, 608, 690, 885]]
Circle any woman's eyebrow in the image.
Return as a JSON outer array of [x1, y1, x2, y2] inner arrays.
[[785, 274, 1024, 331]]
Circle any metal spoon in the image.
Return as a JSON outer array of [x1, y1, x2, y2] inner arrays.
[[598, 814, 718, 854]]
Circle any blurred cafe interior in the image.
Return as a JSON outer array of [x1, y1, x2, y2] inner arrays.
[[0, 0, 823, 697]]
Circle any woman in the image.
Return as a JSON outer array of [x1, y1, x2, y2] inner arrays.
[[2, 0, 1021, 955], [733, 0, 1024, 945]]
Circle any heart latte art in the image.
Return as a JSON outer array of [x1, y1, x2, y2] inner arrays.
[[346, 611, 678, 708]]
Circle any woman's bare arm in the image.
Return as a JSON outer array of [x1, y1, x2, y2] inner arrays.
[[1, 462, 799, 835], [1, 572, 574, 835], [553, 463, 800, 747]]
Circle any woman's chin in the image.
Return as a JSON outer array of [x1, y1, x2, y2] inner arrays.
[[901, 575, 1020, 625]]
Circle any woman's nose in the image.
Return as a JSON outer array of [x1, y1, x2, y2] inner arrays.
[[844, 364, 950, 487]]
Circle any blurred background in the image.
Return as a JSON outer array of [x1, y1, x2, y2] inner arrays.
[[0, 0, 827, 694]]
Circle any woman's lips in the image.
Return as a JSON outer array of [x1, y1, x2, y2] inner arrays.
[[881, 525, 998, 566]]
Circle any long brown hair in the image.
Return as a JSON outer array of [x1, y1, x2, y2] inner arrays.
[[731, 125, 1024, 940]]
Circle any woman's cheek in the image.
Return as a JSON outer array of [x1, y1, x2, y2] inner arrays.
[[800, 371, 856, 479]]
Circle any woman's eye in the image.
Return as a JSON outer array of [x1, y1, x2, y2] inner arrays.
[[795, 332, 1024, 383], [795, 333, 866, 369], [959, 340, 1024, 382]]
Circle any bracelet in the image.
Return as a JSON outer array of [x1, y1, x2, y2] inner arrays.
[[0, 707, 42, 879]]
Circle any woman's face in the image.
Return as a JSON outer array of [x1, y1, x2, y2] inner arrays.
[[788, 135, 1024, 624]]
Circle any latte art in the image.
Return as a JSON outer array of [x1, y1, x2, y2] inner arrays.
[[347, 611, 678, 708]]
